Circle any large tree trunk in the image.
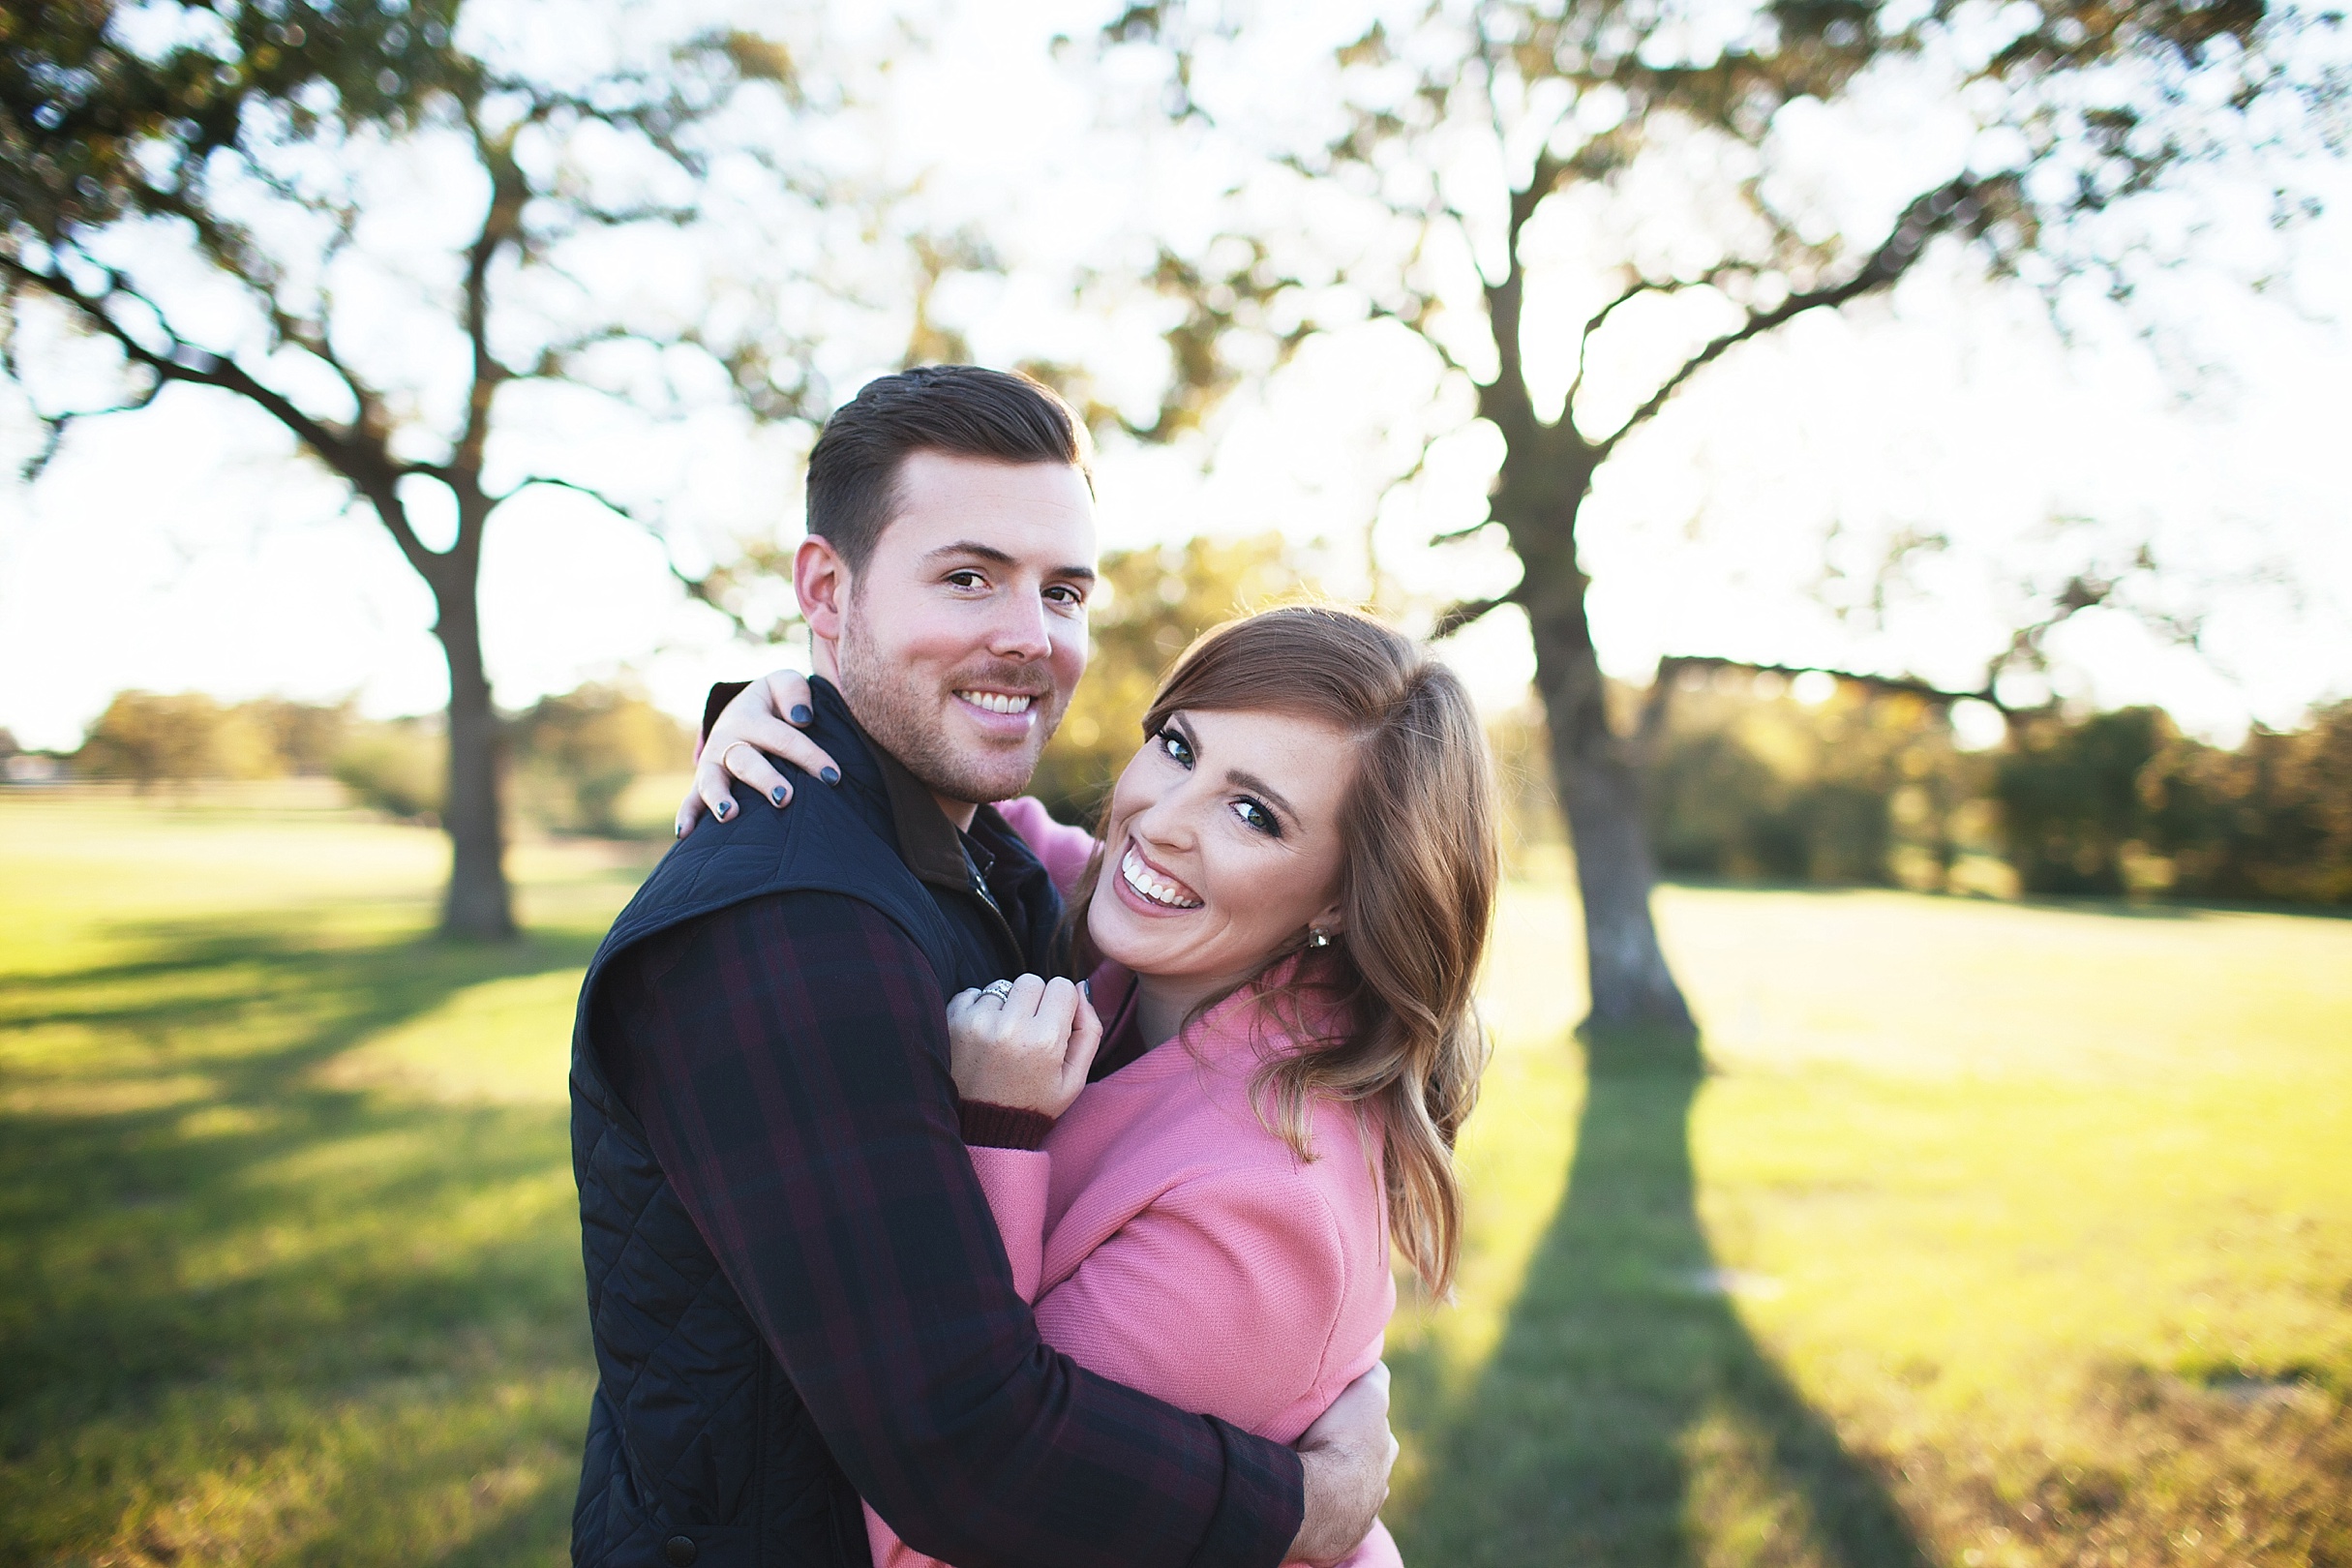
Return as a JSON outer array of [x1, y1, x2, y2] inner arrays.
[[1523, 570, 1694, 1034], [429, 564, 515, 941]]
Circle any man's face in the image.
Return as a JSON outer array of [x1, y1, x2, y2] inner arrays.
[[831, 450, 1097, 810]]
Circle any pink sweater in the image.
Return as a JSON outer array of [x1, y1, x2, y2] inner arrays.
[[863, 800, 1403, 1568]]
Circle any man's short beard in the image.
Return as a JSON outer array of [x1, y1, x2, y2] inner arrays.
[[835, 611, 1059, 807]]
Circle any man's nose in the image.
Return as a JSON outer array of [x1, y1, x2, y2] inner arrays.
[[986, 588, 1054, 661]]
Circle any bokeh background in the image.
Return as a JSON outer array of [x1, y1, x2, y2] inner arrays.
[[3, 0, 2349, 1563]]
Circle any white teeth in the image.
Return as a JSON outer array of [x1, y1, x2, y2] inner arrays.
[[1121, 845, 1202, 910], [957, 690, 1035, 715]]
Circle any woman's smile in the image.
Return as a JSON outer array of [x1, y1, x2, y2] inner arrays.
[[1115, 840, 1204, 911]]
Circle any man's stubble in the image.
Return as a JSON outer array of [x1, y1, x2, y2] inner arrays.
[[834, 594, 1068, 810]]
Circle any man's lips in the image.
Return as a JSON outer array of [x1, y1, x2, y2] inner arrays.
[[953, 688, 1039, 716], [1118, 840, 1203, 911]]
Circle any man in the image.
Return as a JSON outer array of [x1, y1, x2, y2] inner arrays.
[[571, 365, 1393, 1568]]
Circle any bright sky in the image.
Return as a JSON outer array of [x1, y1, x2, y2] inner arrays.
[[2, 0, 2346, 752]]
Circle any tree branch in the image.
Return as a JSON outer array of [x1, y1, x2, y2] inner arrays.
[[0, 253, 440, 572], [1432, 591, 1517, 639], [452, 111, 528, 516], [1565, 264, 1762, 414], [1592, 177, 1996, 460], [1655, 654, 2010, 712]]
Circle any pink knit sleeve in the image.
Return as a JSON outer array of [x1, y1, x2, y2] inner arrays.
[[992, 797, 1099, 899], [864, 1144, 1052, 1568], [1032, 1169, 1355, 1441], [966, 1146, 1049, 1303]]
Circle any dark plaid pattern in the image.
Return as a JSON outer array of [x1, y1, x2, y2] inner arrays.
[[595, 888, 1304, 1568]]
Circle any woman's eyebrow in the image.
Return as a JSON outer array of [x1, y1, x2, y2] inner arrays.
[[1222, 768, 1298, 823]]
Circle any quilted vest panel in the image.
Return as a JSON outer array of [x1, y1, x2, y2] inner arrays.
[[567, 689, 1059, 1568]]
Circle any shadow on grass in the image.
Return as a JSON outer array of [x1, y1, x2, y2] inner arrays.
[[1395, 1028, 1926, 1568], [0, 915, 599, 1563]]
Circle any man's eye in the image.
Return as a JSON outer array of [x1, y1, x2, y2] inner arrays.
[[1232, 799, 1280, 836], [1158, 729, 1194, 768], [946, 570, 986, 589], [1044, 585, 1086, 607]]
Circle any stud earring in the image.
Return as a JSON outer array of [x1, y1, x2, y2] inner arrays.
[[1306, 927, 1332, 950]]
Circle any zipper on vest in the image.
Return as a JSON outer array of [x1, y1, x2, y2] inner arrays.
[[957, 852, 1026, 975]]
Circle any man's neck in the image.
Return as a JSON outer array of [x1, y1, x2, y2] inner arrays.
[[934, 792, 980, 832]]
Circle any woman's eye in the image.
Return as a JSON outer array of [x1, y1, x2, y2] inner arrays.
[[1232, 799, 1280, 837], [1159, 729, 1194, 768]]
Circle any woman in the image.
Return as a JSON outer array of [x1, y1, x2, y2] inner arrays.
[[696, 606, 1497, 1568]]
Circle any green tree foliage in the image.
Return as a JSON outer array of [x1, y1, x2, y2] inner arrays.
[[330, 716, 443, 821], [1029, 532, 1311, 821], [508, 683, 688, 837], [1647, 675, 1980, 887], [1999, 701, 2352, 902], [75, 690, 324, 788], [1996, 707, 2172, 894], [63, 682, 691, 836], [2144, 703, 2352, 904]]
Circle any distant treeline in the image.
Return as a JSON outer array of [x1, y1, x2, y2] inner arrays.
[[1575, 668, 2350, 906], [12, 573, 2346, 902], [24, 684, 690, 838]]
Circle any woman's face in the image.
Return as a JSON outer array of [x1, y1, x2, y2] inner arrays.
[[1087, 706, 1357, 996]]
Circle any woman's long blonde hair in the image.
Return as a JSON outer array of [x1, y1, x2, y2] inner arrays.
[[1072, 605, 1499, 1299]]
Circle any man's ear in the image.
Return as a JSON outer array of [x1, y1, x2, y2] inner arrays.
[[796, 535, 851, 654]]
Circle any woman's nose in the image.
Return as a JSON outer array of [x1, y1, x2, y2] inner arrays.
[[1131, 782, 1203, 853]]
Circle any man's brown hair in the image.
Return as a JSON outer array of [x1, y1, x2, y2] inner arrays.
[[804, 365, 1092, 570]]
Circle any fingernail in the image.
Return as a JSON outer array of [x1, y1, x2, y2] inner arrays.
[[675, 821, 685, 839], [770, 785, 789, 806], [715, 799, 731, 820], [1079, 980, 1091, 999], [820, 766, 840, 786], [790, 704, 813, 725]]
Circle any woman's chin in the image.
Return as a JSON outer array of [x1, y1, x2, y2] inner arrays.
[[1088, 915, 1160, 975]]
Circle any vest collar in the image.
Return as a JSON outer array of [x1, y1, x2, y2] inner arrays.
[[811, 676, 1014, 902]]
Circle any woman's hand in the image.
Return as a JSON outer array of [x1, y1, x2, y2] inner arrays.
[[677, 669, 844, 837], [946, 975, 1103, 1120]]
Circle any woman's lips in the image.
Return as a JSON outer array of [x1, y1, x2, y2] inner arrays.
[[1117, 840, 1203, 912]]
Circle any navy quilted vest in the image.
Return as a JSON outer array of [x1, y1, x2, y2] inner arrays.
[[568, 680, 1062, 1568]]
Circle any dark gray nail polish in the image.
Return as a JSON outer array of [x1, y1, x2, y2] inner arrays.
[[790, 704, 813, 725], [675, 821, 685, 838], [770, 785, 789, 806], [820, 766, 840, 786], [714, 799, 731, 820]]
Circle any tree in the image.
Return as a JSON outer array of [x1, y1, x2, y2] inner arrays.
[[74, 690, 238, 788], [2, 1, 897, 936], [1089, 0, 2345, 1031]]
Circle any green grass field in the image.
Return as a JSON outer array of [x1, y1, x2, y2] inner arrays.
[[2, 791, 2346, 1567]]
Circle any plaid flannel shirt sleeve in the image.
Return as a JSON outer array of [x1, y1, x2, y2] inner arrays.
[[595, 889, 1305, 1568]]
